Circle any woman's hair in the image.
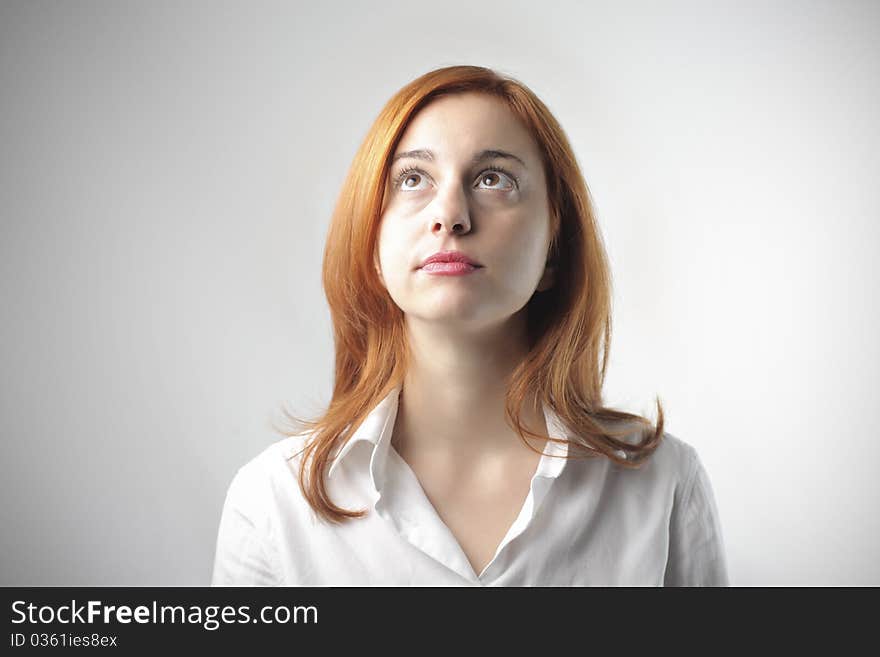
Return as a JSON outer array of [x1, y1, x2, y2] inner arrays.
[[274, 65, 665, 524]]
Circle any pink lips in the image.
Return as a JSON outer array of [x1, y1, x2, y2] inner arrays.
[[418, 249, 483, 276], [420, 262, 480, 275]]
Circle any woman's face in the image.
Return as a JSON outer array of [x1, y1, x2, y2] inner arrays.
[[375, 92, 554, 332]]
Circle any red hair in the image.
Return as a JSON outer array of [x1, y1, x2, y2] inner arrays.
[[275, 65, 665, 524]]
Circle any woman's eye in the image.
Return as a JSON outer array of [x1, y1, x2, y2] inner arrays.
[[400, 172, 426, 190], [395, 167, 517, 192], [476, 171, 515, 191]]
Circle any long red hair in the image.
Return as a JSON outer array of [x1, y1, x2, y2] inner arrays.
[[275, 65, 665, 524]]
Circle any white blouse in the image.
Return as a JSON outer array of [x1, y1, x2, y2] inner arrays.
[[211, 384, 730, 586]]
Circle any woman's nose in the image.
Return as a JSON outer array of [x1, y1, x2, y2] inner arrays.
[[429, 183, 471, 234]]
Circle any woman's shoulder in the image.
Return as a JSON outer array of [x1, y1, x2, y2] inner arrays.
[[595, 417, 702, 486], [221, 432, 313, 514], [651, 428, 700, 475], [233, 431, 312, 480]]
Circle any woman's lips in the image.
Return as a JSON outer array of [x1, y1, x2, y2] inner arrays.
[[419, 262, 482, 275]]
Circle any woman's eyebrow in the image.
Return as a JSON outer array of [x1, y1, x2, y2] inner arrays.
[[391, 148, 526, 168]]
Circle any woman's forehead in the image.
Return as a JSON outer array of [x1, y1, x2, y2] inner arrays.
[[395, 93, 535, 158]]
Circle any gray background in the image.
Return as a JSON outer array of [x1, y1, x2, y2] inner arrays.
[[2, 0, 878, 585]]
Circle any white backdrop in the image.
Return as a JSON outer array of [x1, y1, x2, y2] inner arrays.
[[1, 0, 877, 585]]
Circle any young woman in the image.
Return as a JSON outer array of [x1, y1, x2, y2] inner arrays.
[[211, 65, 730, 586]]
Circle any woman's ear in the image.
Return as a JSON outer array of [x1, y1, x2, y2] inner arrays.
[[536, 233, 559, 292], [536, 263, 556, 292], [536, 247, 557, 292], [374, 251, 385, 287]]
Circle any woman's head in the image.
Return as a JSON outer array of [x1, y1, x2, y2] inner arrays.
[[283, 65, 664, 524], [323, 65, 605, 391], [375, 91, 556, 336]]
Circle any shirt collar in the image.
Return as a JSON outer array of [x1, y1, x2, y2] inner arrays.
[[327, 383, 571, 490]]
